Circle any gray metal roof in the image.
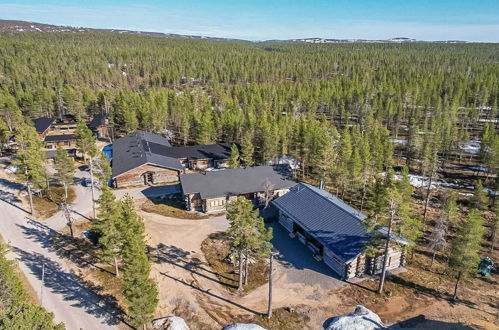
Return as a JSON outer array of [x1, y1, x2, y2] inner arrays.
[[33, 117, 54, 134], [111, 131, 182, 178], [272, 183, 370, 262], [161, 143, 233, 161], [180, 165, 296, 199]]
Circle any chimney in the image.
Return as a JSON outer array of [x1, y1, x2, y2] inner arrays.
[[319, 179, 324, 190]]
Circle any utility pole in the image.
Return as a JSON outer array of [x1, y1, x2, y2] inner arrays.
[[40, 263, 45, 306], [267, 252, 274, 318]]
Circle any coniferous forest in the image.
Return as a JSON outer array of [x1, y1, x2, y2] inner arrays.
[[1, 30, 499, 329], [1, 32, 498, 198]]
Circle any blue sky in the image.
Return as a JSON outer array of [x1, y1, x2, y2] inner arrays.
[[0, 0, 498, 41]]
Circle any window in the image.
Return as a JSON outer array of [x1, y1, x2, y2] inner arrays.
[[209, 199, 224, 207]]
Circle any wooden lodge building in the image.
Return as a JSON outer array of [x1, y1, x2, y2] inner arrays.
[[111, 131, 236, 187], [111, 131, 184, 188], [180, 165, 295, 213], [272, 183, 406, 280]]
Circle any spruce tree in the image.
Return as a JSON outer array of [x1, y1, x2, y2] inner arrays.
[[95, 186, 122, 277], [74, 117, 96, 163], [241, 131, 255, 167], [228, 143, 240, 168], [471, 180, 489, 211], [12, 124, 47, 216], [119, 195, 158, 328], [53, 148, 75, 202], [448, 209, 484, 300]]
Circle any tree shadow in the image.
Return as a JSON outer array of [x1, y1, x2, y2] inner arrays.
[[155, 243, 237, 289], [0, 178, 29, 213], [390, 314, 474, 329], [12, 247, 123, 326], [389, 275, 497, 317], [159, 271, 260, 315]]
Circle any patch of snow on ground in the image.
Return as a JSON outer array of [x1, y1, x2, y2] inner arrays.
[[390, 139, 408, 144], [458, 141, 481, 154], [478, 119, 499, 123]]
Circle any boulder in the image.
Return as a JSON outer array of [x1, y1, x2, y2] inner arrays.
[[222, 323, 267, 330], [152, 316, 190, 330], [325, 305, 384, 330]]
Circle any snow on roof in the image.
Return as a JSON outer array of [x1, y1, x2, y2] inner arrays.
[[325, 305, 384, 330]]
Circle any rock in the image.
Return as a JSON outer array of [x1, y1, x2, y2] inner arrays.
[[222, 323, 267, 330], [152, 316, 190, 330], [325, 305, 384, 330]]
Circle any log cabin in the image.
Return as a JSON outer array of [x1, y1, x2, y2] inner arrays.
[[111, 131, 184, 188], [180, 165, 296, 213], [272, 183, 406, 280]]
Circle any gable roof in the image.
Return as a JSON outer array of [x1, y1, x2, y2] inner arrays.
[[88, 113, 108, 129], [163, 143, 233, 161], [180, 165, 295, 199], [272, 183, 370, 263], [111, 131, 182, 178], [33, 117, 54, 134]]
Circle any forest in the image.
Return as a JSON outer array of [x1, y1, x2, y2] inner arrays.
[[0, 31, 498, 328], [1, 32, 498, 197]]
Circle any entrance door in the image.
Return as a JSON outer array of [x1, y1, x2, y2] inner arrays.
[[143, 172, 154, 185]]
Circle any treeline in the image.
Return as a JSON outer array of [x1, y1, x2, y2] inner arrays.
[[0, 243, 65, 329]]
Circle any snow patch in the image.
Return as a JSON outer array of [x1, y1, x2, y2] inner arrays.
[[389, 139, 408, 144], [458, 141, 481, 154]]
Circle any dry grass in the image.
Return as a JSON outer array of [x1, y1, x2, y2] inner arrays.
[[32, 185, 76, 219], [252, 307, 311, 330], [200, 232, 269, 293], [141, 195, 210, 220]]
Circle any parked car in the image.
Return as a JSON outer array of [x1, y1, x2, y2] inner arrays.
[[5, 165, 18, 174]]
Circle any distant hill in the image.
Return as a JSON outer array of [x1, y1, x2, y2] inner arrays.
[[0, 19, 235, 41], [0, 19, 468, 43]]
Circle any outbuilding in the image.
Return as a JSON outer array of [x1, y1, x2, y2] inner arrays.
[[272, 183, 405, 279]]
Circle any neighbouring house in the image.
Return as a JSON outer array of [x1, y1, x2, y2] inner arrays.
[[180, 165, 295, 213], [88, 113, 111, 138], [272, 183, 405, 280], [163, 143, 233, 170], [44, 134, 77, 149], [34, 117, 55, 138], [111, 130, 184, 188]]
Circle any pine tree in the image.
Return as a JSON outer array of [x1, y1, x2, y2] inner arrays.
[[226, 197, 272, 290], [12, 124, 47, 215], [53, 148, 75, 202], [240, 130, 255, 167], [448, 209, 484, 299], [119, 195, 158, 328], [95, 186, 122, 277], [0, 118, 10, 156], [489, 201, 498, 252], [471, 180, 489, 211], [74, 117, 96, 163], [0, 243, 65, 329], [228, 143, 240, 168]]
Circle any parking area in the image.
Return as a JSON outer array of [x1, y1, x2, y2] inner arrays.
[[269, 222, 345, 290], [113, 183, 182, 200]]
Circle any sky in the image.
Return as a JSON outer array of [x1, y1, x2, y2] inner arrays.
[[0, 0, 498, 41]]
